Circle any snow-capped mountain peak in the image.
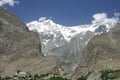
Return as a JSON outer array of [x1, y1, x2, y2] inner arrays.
[[27, 17, 118, 41], [26, 14, 119, 75]]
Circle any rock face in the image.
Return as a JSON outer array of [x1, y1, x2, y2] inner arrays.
[[0, 7, 59, 76], [72, 23, 120, 80], [47, 31, 95, 75], [27, 17, 118, 76]]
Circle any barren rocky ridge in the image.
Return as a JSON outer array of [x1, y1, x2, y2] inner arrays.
[[0, 7, 59, 77]]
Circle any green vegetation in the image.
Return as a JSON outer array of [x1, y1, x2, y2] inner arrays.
[[34, 73, 49, 79], [0, 73, 69, 80], [0, 69, 120, 80], [77, 69, 120, 80], [49, 75, 69, 80], [100, 69, 120, 80], [77, 72, 91, 80], [108, 70, 120, 79]]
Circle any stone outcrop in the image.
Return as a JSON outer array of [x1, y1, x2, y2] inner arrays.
[[0, 7, 59, 77], [72, 23, 120, 80]]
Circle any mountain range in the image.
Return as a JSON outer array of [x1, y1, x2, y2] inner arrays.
[[0, 7, 120, 80], [27, 16, 119, 75]]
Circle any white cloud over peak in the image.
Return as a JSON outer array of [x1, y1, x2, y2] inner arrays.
[[39, 17, 47, 22], [0, 0, 19, 7], [114, 13, 120, 17], [92, 12, 120, 24], [93, 13, 107, 21], [114, 13, 120, 20]]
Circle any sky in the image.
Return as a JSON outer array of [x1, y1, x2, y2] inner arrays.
[[1, 0, 120, 26]]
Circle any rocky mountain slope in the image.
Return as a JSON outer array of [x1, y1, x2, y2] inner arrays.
[[72, 23, 120, 80], [27, 16, 119, 75], [0, 7, 59, 77], [27, 17, 118, 56]]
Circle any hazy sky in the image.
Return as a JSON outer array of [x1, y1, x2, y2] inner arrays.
[[2, 0, 120, 26]]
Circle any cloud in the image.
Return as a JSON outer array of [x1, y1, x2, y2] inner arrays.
[[114, 13, 120, 21], [39, 17, 47, 22], [92, 12, 120, 24], [114, 13, 120, 17], [93, 13, 107, 21], [0, 0, 19, 7]]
